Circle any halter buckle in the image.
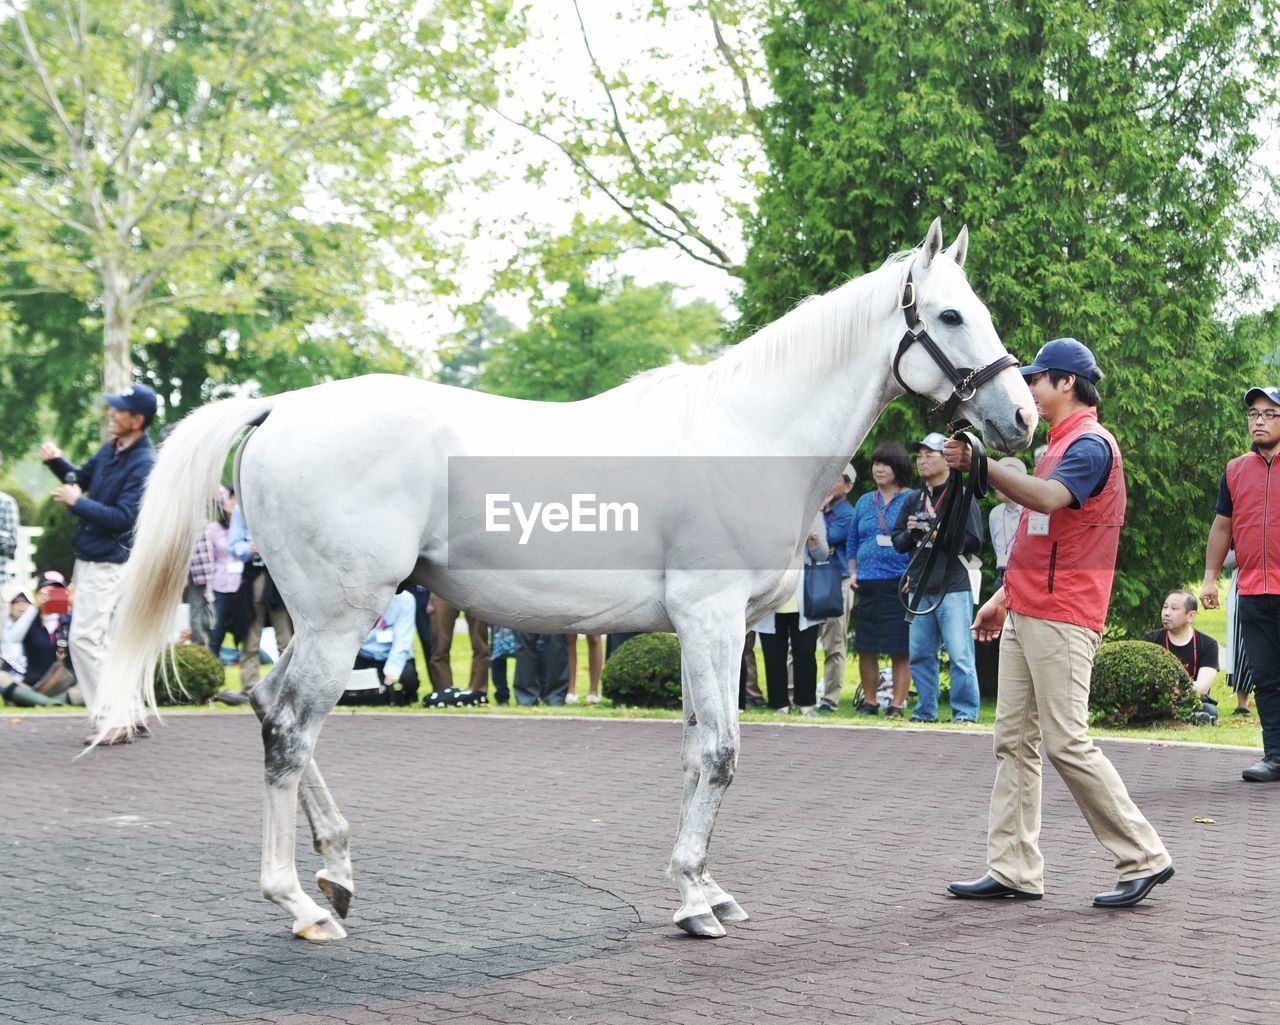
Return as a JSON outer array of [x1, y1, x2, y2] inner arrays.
[[899, 281, 916, 310]]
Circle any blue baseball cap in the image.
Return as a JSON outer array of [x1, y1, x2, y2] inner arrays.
[[104, 382, 158, 420], [1020, 338, 1102, 383], [1244, 386, 1280, 407]]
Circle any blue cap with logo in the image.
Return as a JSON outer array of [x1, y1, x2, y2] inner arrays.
[[104, 382, 158, 420], [1243, 386, 1280, 407], [1020, 337, 1102, 384]]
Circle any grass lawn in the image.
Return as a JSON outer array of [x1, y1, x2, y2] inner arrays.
[[8, 597, 1262, 750]]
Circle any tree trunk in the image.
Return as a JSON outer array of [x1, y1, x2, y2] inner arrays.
[[100, 262, 134, 439], [101, 264, 134, 393]]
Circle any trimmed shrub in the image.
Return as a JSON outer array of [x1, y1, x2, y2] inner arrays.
[[155, 643, 225, 706], [601, 633, 682, 709], [1089, 640, 1202, 727]]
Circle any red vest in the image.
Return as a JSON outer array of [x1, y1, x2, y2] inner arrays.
[[1004, 407, 1126, 632], [1224, 451, 1280, 595]]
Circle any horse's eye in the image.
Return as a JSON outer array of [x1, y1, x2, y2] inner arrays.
[[939, 309, 963, 326]]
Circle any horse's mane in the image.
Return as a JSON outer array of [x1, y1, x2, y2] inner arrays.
[[618, 252, 912, 408]]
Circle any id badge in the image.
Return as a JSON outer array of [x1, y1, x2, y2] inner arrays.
[[1026, 512, 1050, 537], [876, 534, 893, 546], [375, 629, 394, 644], [226, 560, 244, 574]]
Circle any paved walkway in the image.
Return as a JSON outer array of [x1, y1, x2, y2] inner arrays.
[[3, 713, 1276, 1025]]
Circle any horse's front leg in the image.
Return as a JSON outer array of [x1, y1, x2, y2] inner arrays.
[[669, 621, 746, 938], [677, 706, 748, 929]]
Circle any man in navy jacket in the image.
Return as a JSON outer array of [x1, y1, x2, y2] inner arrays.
[[40, 383, 157, 741]]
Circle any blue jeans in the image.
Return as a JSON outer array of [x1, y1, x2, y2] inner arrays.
[[908, 590, 980, 721]]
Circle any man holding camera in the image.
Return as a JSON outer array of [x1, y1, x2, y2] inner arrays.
[[40, 384, 157, 741], [891, 433, 983, 724], [942, 338, 1172, 908]]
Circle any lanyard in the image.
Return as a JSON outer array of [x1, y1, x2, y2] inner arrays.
[[923, 483, 948, 518], [1164, 630, 1198, 677], [873, 489, 905, 532]]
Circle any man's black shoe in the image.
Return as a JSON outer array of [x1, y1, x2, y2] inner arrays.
[[1093, 865, 1174, 908], [1242, 758, 1280, 783], [216, 690, 252, 706], [946, 874, 1041, 900]]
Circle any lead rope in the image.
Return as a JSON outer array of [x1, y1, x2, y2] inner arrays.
[[900, 432, 990, 622]]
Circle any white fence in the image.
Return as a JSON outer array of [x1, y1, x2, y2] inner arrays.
[[9, 525, 44, 593]]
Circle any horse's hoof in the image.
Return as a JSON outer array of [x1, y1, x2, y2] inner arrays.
[[295, 915, 348, 942], [316, 872, 352, 918], [675, 912, 727, 938], [710, 898, 749, 924]]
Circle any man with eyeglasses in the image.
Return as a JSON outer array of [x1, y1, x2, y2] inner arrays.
[[1201, 386, 1280, 782]]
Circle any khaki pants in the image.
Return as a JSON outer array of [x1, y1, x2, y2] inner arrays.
[[240, 573, 293, 690], [69, 560, 125, 714], [428, 598, 490, 693], [987, 611, 1171, 893], [818, 582, 853, 709]]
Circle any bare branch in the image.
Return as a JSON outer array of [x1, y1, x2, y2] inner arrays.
[[487, 101, 740, 274], [707, 3, 763, 133], [11, 184, 95, 236], [12, 10, 78, 146], [561, 2, 739, 273]]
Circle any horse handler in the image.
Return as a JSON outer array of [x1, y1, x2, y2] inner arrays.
[[940, 339, 1174, 908]]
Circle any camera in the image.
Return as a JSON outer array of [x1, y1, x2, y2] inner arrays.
[[909, 515, 936, 542]]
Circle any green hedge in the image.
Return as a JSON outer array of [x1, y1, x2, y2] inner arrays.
[[1089, 640, 1201, 727], [601, 634, 682, 709], [155, 643, 225, 706]]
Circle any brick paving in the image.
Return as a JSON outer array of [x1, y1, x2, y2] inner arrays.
[[3, 712, 1277, 1025]]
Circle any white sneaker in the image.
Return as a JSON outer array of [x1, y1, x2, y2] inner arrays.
[[565, 692, 579, 704], [585, 693, 601, 705]]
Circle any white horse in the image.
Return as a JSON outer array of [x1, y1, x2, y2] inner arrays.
[[94, 218, 1035, 943]]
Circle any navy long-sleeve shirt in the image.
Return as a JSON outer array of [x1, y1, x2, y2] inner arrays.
[[44, 435, 155, 563]]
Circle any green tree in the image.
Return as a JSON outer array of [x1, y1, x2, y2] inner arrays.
[[479, 276, 722, 401], [0, 0, 442, 403], [740, 0, 1280, 634], [416, 1, 771, 301]]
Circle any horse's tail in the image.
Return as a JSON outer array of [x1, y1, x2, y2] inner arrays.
[[91, 396, 277, 737]]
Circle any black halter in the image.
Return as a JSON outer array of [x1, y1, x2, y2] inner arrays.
[[892, 268, 1020, 426]]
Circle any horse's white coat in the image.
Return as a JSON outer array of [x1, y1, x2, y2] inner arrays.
[[95, 219, 1035, 940]]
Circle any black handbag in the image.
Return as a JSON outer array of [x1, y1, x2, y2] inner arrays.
[[802, 561, 845, 620]]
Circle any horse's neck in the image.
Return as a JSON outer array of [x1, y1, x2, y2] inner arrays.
[[713, 274, 901, 462]]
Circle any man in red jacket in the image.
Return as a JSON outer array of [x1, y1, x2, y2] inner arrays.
[[1201, 385, 1280, 782], [940, 338, 1174, 908]]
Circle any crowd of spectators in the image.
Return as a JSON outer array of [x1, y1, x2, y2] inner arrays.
[[0, 377, 1263, 758]]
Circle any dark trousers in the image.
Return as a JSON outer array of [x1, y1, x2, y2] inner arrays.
[[759, 613, 818, 709], [514, 632, 569, 706], [428, 598, 489, 692], [412, 587, 432, 662], [491, 656, 511, 704], [346, 652, 420, 706], [1238, 595, 1280, 756], [207, 589, 241, 656]]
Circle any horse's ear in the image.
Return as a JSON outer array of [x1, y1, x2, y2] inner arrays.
[[945, 225, 969, 269], [919, 217, 945, 270]]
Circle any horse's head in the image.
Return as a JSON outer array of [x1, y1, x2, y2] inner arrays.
[[892, 218, 1036, 452]]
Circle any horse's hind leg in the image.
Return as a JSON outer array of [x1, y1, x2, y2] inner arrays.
[[253, 630, 359, 941], [299, 760, 352, 919], [669, 616, 746, 938], [249, 648, 353, 920]]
